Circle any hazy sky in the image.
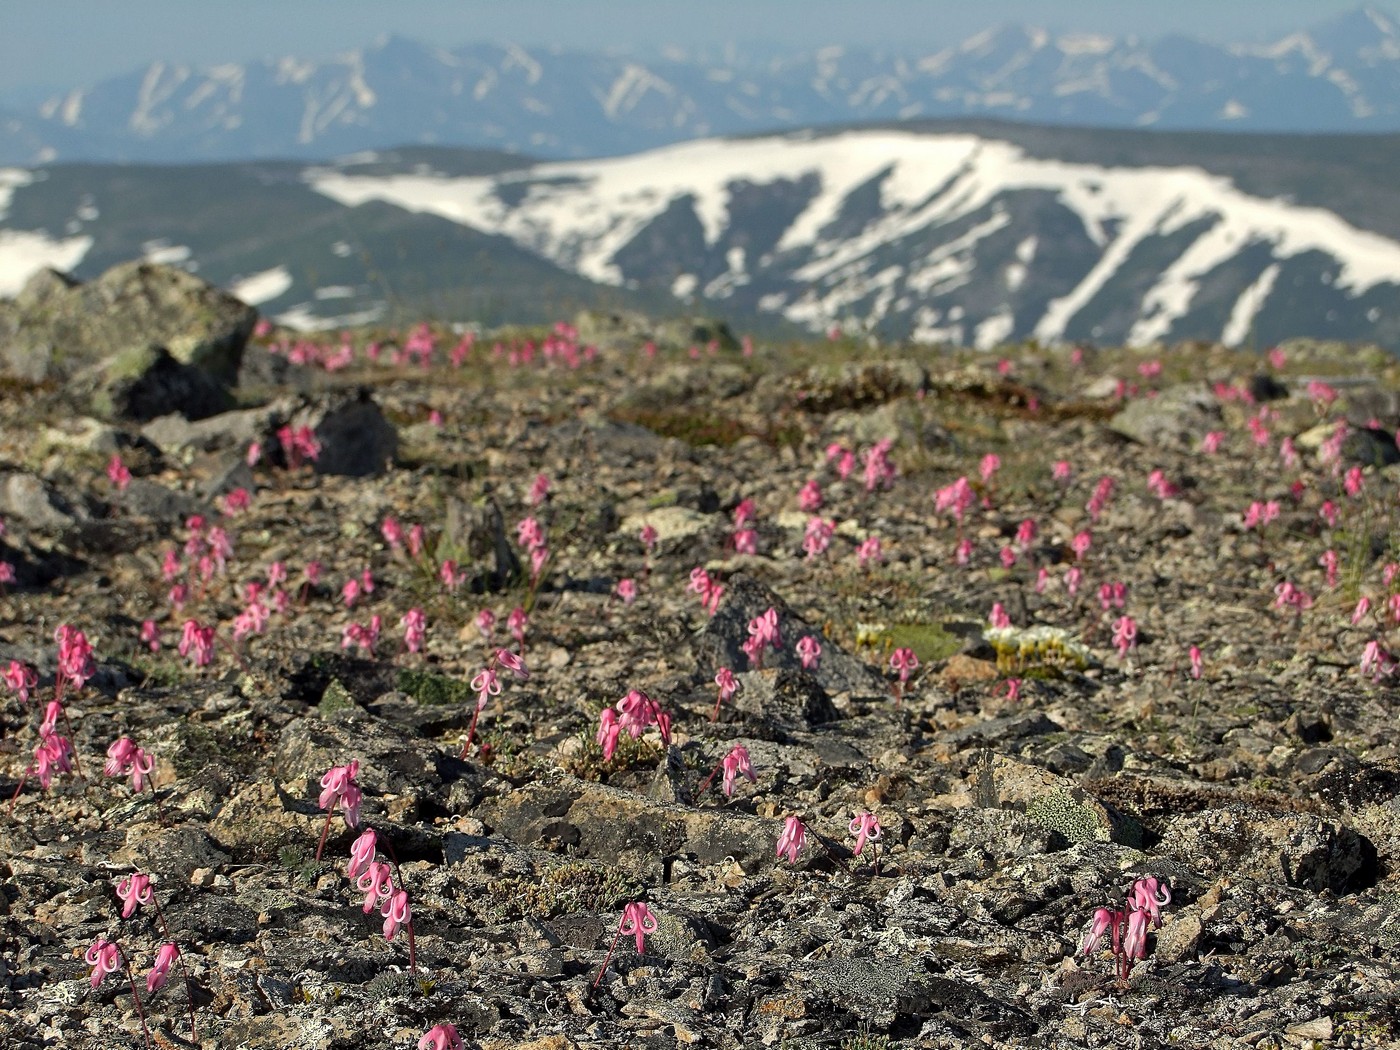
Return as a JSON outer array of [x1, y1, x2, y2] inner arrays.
[[2, 0, 1391, 98]]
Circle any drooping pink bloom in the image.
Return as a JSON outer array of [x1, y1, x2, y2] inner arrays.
[[527, 473, 551, 507], [470, 667, 500, 712], [1319, 550, 1340, 589], [1189, 646, 1203, 680], [105, 736, 155, 793], [56, 625, 96, 690], [720, 744, 755, 797], [1051, 460, 1072, 484], [1361, 640, 1398, 681], [733, 528, 758, 555], [776, 816, 807, 864], [803, 517, 834, 558], [856, 535, 882, 568], [106, 454, 132, 491], [989, 602, 1011, 630], [33, 732, 74, 789], [85, 939, 122, 989], [116, 872, 153, 918], [616, 578, 637, 605], [979, 453, 1000, 485], [890, 647, 919, 685], [440, 559, 465, 592], [1112, 616, 1137, 659], [596, 708, 621, 760], [4, 659, 36, 704], [1086, 476, 1115, 521], [797, 479, 823, 512], [999, 546, 1016, 569], [318, 760, 363, 829], [1070, 531, 1092, 560], [1352, 597, 1372, 625], [1319, 500, 1339, 528], [849, 812, 881, 857], [475, 608, 495, 642], [640, 523, 658, 555], [347, 828, 378, 880], [177, 620, 215, 668], [1344, 466, 1365, 498], [516, 516, 545, 551], [862, 439, 896, 491], [618, 901, 658, 954], [935, 477, 975, 525], [796, 635, 822, 670], [401, 608, 426, 654], [223, 487, 251, 515], [1201, 431, 1224, 454], [357, 861, 393, 914], [508, 607, 528, 647], [419, 1023, 464, 1050], [494, 648, 528, 681], [381, 887, 411, 941], [342, 578, 361, 608], [733, 498, 757, 529], [146, 943, 179, 994], [954, 537, 973, 565]]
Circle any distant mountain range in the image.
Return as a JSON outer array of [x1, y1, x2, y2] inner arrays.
[[6, 7, 1400, 165], [5, 121, 1400, 350]]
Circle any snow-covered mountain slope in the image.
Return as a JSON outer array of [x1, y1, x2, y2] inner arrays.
[[9, 8, 1400, 164], [306, 129, 1400, 349]]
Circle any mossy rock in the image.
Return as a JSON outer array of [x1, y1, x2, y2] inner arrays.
[[397, 667, 474, 706], [880, 622, 963, 664], [318, 678, 356, 717]]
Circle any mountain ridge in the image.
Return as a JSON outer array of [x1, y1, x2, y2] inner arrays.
[[8, 7, 1400, 165]]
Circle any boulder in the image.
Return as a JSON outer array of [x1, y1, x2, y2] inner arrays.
[[1, 260, 256, 384], [1108, 385, 1221, 449], [289, 390, 398, 477], [84, 343, 234, 422]]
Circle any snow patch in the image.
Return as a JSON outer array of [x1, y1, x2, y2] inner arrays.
[[0, 232, 91, 297], [230, 266, 293, 305], [1222, 263, 1281, 347]]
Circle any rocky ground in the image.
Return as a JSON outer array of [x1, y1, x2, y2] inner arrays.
[[3, 280, 1400, 1049]]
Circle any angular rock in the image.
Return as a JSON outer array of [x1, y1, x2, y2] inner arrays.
[[693, 573, 887, 699], [439, 494, 520, 590], [971, 752, 1143, 846], [1108, 384, 1221, 448], [288, 390, 398, 477], [85, 343, 234, 422], [1, 260, 256, 384], [0, 470, 88, 531]]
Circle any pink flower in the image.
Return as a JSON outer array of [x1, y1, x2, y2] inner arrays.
[[1352, 597, 1372, 626], [104, 736, 155, 792], [999, 546, 1016, 569], [381, 887, 411, 941], [889, 647, 919, 684], [1070, 531, 1092, 560], [4, 659, 36, 704], [318, 760, 363, 829], [989, 602, 1011, 630], [407, 524, 425, 560], [596, 708, 621, 760], [1131, 876, 1172, 927], [419, 1023, 464, 1050], [475, 608, 495, 641], [856, 536, 882, 568], [85, 939, 122, 989], [733, 528, 758, 555], [439, 560, 465, 592], [618, 901, 658, 954], [177, 620, 215, 668], [1112, 616, 1137, 659], [1051, 460, 1072, 484], [528, 473, 551, 507], [401, 607, 427, 654], [146, 943, 179, 994], [33, 732, 73, 789], [1080, 907, 1120, 958], [640, 523, 658, 554], [1344, 466, 1365, 498], [776, 816, 807, 864], [495, 648, 529, 681], [342, 578, 361, 608], [1035, 567, 1049, 594], [803, 516, 834, 558], [508, 607, 528, 646], [796, 635, 822, 670], [56, 625, 95, 690], [979, 453, 1000, 485], [357, 860, 393, 914], [797, 479, 823, 512], [516, 516, 545, 551], [720, 745, 755, 797], [347, 828, 378, 880], [1319, 500, 1339, 528], [106, 454, 132, 491], [733, 498, 756, 529], [1188, 646, 1203, 680], [954, 538, 973, 565], [470, 667, 500, 712], [116, 872, 153, 918], [1319, 550, 1339, 589], [849, 811, 881, 857]]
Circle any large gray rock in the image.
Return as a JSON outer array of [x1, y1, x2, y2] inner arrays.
[[290, 390, 398, 477], [1108, 384, 1221, 449], [83, 343, 235, 422], [0, 260, 256, 384]]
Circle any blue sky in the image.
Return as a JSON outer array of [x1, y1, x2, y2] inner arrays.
[[2, 1, 1391, 98]]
